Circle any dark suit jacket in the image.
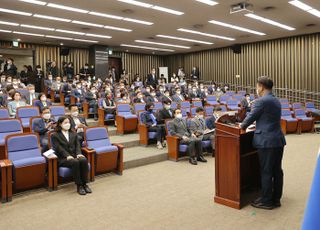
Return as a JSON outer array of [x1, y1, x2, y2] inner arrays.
[[4, 64, 17, 76], [51, 131, 81, 160], [191, 69, 199, 80], [241, 92, 286, 148], [141, 111, 157, 127], [157, 108, 174, 124], [206, 115, 217, 130], [33, 118, 55, 139], [146, 74, 157, 87], [169, 118, 191, 138], [240, 98, 251, 112], [69, 116, 87, 131], [34, 100, 52, 111]]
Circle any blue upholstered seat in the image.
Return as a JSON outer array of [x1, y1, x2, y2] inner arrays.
[[207, 95, 219, 106], [0, 119, 23, 145], [220, 95, 231, 104], [192, 101, 202, 107], [85, 127, 118, 154], [16, 107, 39, 128], [281, 110, 297, 122], [134, 103, 146, 114], [138, 112, 157, 141], [205, 106, 214, 117], [295, 109, 312, 121], [50, 106, 65, 121], [0, 108, 9, 119], [181, 101, 191, 109], [117, 104, 137, 118], [292, 103, 302, 110]]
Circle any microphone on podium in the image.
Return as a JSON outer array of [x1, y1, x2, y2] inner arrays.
[[302, 149, 320, 229]]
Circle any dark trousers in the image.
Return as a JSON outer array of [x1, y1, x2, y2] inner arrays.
[[148, 125, 166, 142], [258, 147, 284, 204], [180, 138, 203, 158], [88, 100, 98, 115], [59, 158, 89, 185]]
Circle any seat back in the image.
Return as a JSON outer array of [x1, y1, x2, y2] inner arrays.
[[181, 108, 189, 117], [0, 108, 9, 118], [16, 106, 39, 119], [220, 95, 230, 103], [134, 103, 146, 114], [16, 89, 29, 99], [233, 94, 243, 101], [207, 95, 217, 102], [153, 102, 163, 111], [305, 102, 315, 109], [6, 133, 41, 161], [171, 102, 177, 109], [227, 99, 238, 106], [85, 127, 111, 150], [181, 101, 190, 109], [32, 99, 50, 106], [190, 107, 197, 117], [30, 116, 43, 132], [192, 100, 202, 107], [205, 106, 214, 117], [50, 106, 65, 121], [116, 103, 131, 116], [292, 102, 302, 110], [0, 119, 23, 144], [295, 109, 307, 117], [279, 98, 289, 104], [281, 103, 290, 109], [281, 109, 292, 118], [226, 91, 235, 96], [220, 105, 227, 112], [237, 91, 246, 96]]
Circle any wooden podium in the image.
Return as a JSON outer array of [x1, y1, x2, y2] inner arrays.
[[214, 115, 260, 209]]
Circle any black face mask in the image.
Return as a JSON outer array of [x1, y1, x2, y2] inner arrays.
[[148, 109, 153, 113]]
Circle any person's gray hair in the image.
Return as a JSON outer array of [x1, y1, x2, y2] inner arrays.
[[27, 84, 35, 88]]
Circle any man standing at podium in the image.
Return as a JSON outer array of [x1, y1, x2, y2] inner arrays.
[[240, 76, 286, 210]]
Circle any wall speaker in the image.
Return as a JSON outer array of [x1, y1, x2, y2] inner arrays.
[[231, 44, 241, 54]]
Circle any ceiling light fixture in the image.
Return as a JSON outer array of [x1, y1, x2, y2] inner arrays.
[[85, 33, 112, 39], [120, 44, 175, 52], [117, 0, 153, 8], [123, 18, 153, 25], [156, 34, 213, 45], [135, 40, 190, 49], [89, 12, 123, 20], [289, 0, 320, 18], [177, 28, 235, 41], [0, 29, 12, 33], [13, 31, 44, 37], [21, 24, 55, 31], [18, 0, 47, 6], [0, 8, 32, 16], [151, 6, 184, 15], [73, 38, 98, 43], [104, 25, 132, 32], [245, 13, 295, 31], [208, 19, 266, 35], [33, 14, 71, 22], [195, 0, 218, 6], [47, 3, 89, 14], [55, 29, 85, 35], [72, 20, 104, 28], [0, 21, 19, 26], [45, 35, 73, 40]]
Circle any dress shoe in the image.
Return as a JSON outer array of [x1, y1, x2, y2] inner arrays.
[[251, 197, 263, 205], [251, 201, 274, 210], [273, 200, 281, 208], [189, 158, 198, 165], [197, 156, 207, 163], [94, 116, 98, 121], [77, 185, 86, 195], [83, 184, 92, 194]]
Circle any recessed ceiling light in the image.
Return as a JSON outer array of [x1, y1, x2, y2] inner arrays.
[[56, 29, 85, 35], [33, 14, 71, 22], [195, 0, 218, 6], [104, 25, 132, 32], [0, 21, 19, 26], [245, 13, 295, 31], [45, 35, 73, 40], [0, 8, 32, 16], [74, 38, 98, 43], [89, 12, 123, 20], [60, 43, 64, 46], [177, 28, 235, 41], [289, 0, 320, 18], [156, 34, 213, 45], [47, 3, 89, 14], [72, 20, 104, 28], [117, 0, 153, 8], [120, 44, 175, 52], [85, 33, 112, 39], [208, 20, 266, 35], [17, 38, 21, 41], [0, 29, 12, 33], [123, 18, 153, 25], [21, 24, 55, 31], [18, 0, 47, 6], [151, 6, 184, 15], [13, 31, 44, 37], [135, 40, 190, 49]]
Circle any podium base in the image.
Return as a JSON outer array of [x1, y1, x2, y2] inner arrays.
[[214, 196, 240, 209]]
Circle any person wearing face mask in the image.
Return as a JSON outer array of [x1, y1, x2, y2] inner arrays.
[[206, 106, 222, 130], [190, 107, 214, 157], [172, 88, 185, 102], [4, 58, 17, 77], [141, 103, 166, 149], [171, 73, 179, 83], [240, 93, 253, 113], [169, 109, 204, 165], [146, 68, 158, 89], [68, 105, 87, 144], [32, 65, 44, 92], [71, 82, 85, 105], [191, 66, 199, 81], [33, 107, 56, 152], [157, 100, 174, 125], [26, 84, 39, 105], [133, 92, 145, 103], [240, 76, 286, 210], [146, 90, 158, 103], [80, 63, 90, 79], [161, 90, 172, 103], [188, 86, 200, 100], [11, 78, 21, 90], [52, 116, 92, 195], [85, 86, 98, 120], [48, 61, 59, 79], [8, 91, 26, 117], [102, 91, 117, 122], [65, 62, 74, 80], [44, 73, 54, 89], [35, 93, 52, 111], [209, 83, 216, 94]]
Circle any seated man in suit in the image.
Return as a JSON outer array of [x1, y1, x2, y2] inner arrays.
[[190, 107, 214, 154], [141, 102, 166, 149], [161, 90, 173, 103], [51, 76, 63, 93], [71, 82, 85, 106], [188, 86, 200, 100], [240, 93, 253, 113], [69, 105, 87, 144], [84, 86, 98, 120], [172, 88, 185, 102], [169, 109, 206, 165], [133, 91, 146, 103], [157, 100, 174, 125], [33, 106, 56, 152], [26, 84, 39, 105], [206, 106, 222, 130]]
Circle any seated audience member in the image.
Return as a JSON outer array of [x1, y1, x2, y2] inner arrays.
[[52, 116, 92, 195], [161, 90, 173, 103], [69, 105, 87, 144], [188, 85, 200, 100], [52, 76, 63, 93], [12, 78, 22, 90], [133, 91, 145, 103], [102, 91, 117, 120], [206, 106, 222, 130], [190, 107, 215, 152], [35, 93, 52, 111], [118, 93, 130, 103], [33, 106, 56, 152], [146, 90, 159, 103], [169, 109, 205, 165], [157, 100, 174, 125], [141, 102, 166, 149], [26, 84, 39, 105], [85, 86, 98, 120], [44, 73, 54, 89], [72, 81, 85, 104], [240, 93, 253, 113], [8, 91, 26, 117], [172, 88, 185, 102]]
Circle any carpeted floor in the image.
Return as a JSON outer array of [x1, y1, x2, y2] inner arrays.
[[0, 134, 319, 230]]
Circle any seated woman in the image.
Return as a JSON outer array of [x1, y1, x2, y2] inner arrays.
[[51, 116, 92, 195], [34, 93, 52, 111], [141, 102, 166, 149], [8, 91, 26, 117]]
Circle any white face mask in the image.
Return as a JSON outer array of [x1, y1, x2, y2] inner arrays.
[[151, 93, 156, 97], [176, 91, 181, 95], [198, 114, 204, 119], [71, 111, 79, 117], [165, 94, 170, 97], [29, 90, 35, 94], [43, 113, 51, 120], [176, 114, 182, 119], [164, 105, 171, 110], [62, 123, 70, 131]]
